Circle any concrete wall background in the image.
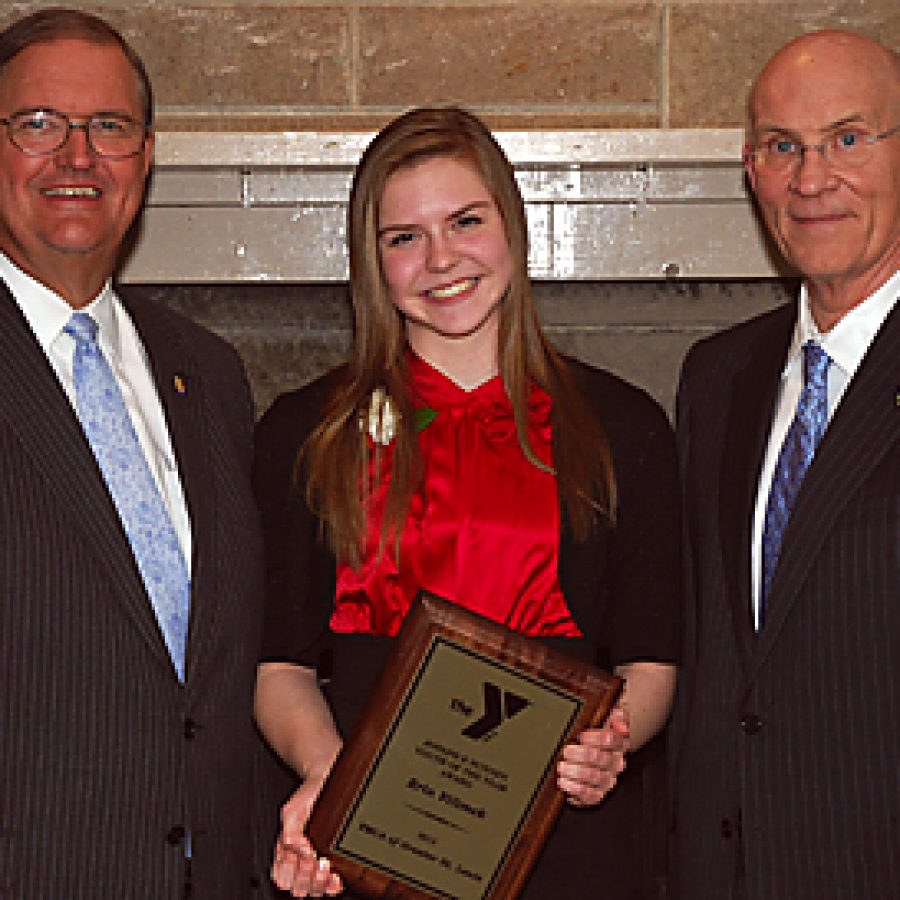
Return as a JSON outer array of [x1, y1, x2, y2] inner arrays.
[[129, 279, 793, 417], [3, 1, 897, 131], [0, 2, 895, 410]]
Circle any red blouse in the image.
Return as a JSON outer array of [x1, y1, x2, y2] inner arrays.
[[331, 353, 582, 638]]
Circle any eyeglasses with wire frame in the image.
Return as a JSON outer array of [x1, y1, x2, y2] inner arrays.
[[746, 123, 900, 173], [0, 108, 148, 159]]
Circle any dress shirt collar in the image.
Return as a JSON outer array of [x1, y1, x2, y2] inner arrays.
[[785, 270, 899, 381], [0, 250, 119, 352]]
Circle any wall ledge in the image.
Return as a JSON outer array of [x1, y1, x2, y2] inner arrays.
[[124, 129, 783, 283]]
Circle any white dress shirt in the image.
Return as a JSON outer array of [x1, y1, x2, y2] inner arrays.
[[0, 252, 192, 570], [750, 271, 898, 630]]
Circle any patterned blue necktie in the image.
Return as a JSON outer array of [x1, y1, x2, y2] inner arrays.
[[760, 340, 831, 624], [65, 312, 190, 681]]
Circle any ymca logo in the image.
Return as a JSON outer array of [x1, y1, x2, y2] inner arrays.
[[456, 682, 530, 740]]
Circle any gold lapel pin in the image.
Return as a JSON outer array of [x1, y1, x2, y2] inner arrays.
[[174, 374, 187, 395]]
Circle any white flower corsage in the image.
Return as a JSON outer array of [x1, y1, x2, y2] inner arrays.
[[364, 387, 397, 445]]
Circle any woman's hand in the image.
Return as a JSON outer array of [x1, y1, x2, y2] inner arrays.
[[556, 706, 631, 807], [555, 661, 677, 808], [272, 779, 343, 897], [254, 663, 345, 896]]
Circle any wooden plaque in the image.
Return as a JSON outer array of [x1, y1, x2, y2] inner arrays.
[[307, 592, 622, 899]]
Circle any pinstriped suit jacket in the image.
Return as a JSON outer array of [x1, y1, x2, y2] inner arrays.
[[669, 299, 899, 900], [0, 285, 264, 898]]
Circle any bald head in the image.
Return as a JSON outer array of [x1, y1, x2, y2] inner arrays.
[[749, 30, 899, 133]]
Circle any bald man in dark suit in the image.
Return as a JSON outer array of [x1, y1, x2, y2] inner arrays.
[[0, 9, 263, 896], [670, 30, 898, 900]]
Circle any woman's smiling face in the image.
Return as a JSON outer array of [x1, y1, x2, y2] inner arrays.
[[377, 154, 513, 364]]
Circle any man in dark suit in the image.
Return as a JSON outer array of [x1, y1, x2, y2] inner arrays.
[[670, 30, 898, 900], [0, 9, 263, 897]]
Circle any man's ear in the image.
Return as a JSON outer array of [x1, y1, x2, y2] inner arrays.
[[142, 129, 155, 178], [742, 141, 758, 193]]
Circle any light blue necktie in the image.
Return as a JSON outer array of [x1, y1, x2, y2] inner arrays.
[[65, 312, 190, 681], [760, 340, 831, 624]]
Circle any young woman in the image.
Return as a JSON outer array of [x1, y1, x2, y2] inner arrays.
[[253, 107, 681, 898]]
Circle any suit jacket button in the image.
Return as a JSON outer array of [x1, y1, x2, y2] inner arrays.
[[741, 714, 763, 735], [184, 717, 198, 739], [166, 825, 186, 846], [720, 818, 733, 839]]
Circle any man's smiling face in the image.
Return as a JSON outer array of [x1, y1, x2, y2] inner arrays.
[[0, 38, 153, 294], [745, 32, 899, 323]]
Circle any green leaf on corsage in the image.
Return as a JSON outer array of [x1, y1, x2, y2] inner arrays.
[[414, 407, 437, 432]]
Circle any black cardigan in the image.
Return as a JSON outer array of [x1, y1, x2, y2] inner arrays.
[[253, 357, 681, 900]]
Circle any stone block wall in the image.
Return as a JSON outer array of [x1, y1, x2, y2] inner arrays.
[[0, 2, 896, 412], [3, 1, 897, 131]]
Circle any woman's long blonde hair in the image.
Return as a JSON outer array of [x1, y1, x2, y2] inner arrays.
[[303, 107, 615, 565]]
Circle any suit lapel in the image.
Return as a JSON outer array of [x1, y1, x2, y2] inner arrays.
[[718, 305, 794, 668], [749, 302, 899, 679], [0, 284, 172, 665], [122, 291, 217, 688]]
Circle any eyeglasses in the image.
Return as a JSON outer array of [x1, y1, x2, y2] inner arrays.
[[746, 124, 899, 173], [0, 108, 147, 159]]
